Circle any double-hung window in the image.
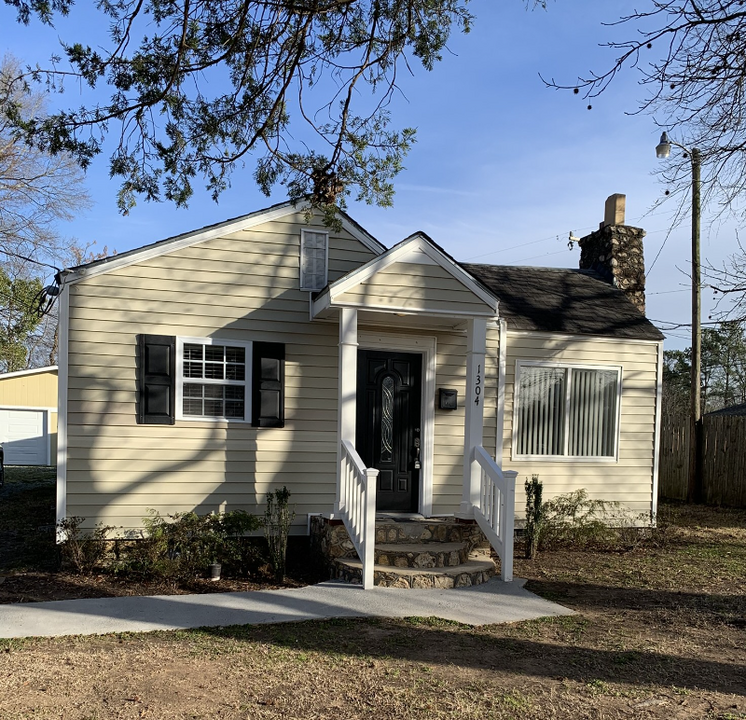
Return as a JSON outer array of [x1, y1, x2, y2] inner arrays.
[[176, 338, 251, 421], [514, 362, 621, 459], [300, 229, 328, 291]]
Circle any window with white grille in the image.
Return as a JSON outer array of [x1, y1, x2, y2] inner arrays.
[[300, 229, 328, 291], [176, 337, 251, 421], [514, 363, 621, 459]]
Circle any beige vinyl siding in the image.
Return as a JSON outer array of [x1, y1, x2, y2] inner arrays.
[[0, 370, 57, 408], [65, 212, 375, 533], [428, 326, 499, 514], [502, 332, 659, 518], [336, 262, 494, 315]]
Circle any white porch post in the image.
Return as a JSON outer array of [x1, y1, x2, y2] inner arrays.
[[460, 317, 487, 517], [335, 307, 358, 512]]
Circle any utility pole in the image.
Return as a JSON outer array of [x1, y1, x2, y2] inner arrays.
[[656, 133, 702, 502]]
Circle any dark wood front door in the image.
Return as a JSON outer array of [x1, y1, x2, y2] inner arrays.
[[356, 350, 422, 513]]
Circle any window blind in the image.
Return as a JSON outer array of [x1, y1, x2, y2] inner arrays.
[[517, 366, 566, 456], [568, 369, 618, 457], [516, 364, 620, 458]]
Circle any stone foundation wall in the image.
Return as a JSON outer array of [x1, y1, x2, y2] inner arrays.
[[309, 516, 359, 579]]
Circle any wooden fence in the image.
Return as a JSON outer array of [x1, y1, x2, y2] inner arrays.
[[659, 414, 746, 507]]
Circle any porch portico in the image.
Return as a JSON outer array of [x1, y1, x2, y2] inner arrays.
[[311, 233, 517, 588]]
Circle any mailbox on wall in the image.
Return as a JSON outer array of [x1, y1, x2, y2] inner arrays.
[[438, 388, 458, 410]]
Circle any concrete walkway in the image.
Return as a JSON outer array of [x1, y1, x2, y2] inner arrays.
[[0, 578, 572, 639]]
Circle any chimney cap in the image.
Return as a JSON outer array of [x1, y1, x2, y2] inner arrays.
[[603, 194, 626, 227]]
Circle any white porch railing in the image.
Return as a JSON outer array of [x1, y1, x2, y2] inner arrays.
[[339, 440, 379, 589], [472, 445, 518, 581]]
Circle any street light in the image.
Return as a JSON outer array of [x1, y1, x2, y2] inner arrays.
[[656, 131, 702, 502]]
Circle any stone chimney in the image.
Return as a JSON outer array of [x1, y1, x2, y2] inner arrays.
[[578, 193, 647, 314]]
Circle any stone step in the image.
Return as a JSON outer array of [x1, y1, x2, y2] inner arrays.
[[375, 518, 488, 549], [335, 557, 496, 589], [375, 542, 470, 568]]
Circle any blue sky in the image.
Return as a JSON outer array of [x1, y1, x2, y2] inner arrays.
[[3, 0, 739, 349]]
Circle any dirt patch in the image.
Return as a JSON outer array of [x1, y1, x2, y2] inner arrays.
[[1, 473, 745, 719], [1, 614, 743, 719]]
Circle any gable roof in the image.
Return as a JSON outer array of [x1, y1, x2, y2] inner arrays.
[[333, 232, 497, 310], [706, 403, 746, 417], [61, 201, 385, 284], [0, 366, 58, 381], [462, 264, 664, 341]]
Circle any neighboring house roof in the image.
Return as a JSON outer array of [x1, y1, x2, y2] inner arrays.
[[707, 403, 746, 417], [462, 264, 664, 341], [0, 366, 58, 380], [61, 201, 385, 284]]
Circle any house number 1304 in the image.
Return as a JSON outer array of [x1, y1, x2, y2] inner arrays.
[[474, 364, 482, 406]]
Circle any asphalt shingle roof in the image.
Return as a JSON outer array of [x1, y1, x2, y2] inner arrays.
[[706, 403, 746, 417], [461, 263, 664, 341]]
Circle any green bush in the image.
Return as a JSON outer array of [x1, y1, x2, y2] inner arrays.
[[113, 509, 262, 581], [57, 516, 114, 574]]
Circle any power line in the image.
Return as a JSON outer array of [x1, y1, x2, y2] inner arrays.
[[0, 249, 61, 274], [462, 207, 683, 263], [511, 249, 568, 265], [650, 317, 742, 329]]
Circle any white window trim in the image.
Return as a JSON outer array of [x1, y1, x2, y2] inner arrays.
[[176, 336, 252, 423], [300, 228, 329, 292], [511, 360, 623, 463]]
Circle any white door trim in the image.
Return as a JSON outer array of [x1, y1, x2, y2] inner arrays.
[[358, 332, 437, 517]]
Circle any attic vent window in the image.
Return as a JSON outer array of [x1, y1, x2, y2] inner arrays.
[[300, 229, 328, 292]]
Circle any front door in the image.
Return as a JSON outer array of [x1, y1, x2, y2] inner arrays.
[[356, 350, 422, 513]]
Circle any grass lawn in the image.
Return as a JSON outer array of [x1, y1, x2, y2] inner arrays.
[[0, 467, 744, 719]]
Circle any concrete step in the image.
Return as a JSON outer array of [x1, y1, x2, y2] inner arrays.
[[335, 557, 496, 589], [375, 542, 470, 568]]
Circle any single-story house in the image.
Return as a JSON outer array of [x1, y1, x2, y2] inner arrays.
[[55, 194, 664, 587], [706, 403, 746, 417], [0, 366, 58, 466]]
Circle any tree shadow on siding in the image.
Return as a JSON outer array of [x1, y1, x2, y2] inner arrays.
[[66, 254, 341, 538]]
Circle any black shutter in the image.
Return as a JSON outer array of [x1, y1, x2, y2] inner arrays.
[[137, 334, 176, 424], [252, 342, 285, 428]]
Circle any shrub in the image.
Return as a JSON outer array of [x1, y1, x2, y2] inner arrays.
[[57, 516, 114, 574], [539, 489, 630, 551], [113, 509, 262, 581], [524, 475, 543, 559], [265, 486, 295, 581]]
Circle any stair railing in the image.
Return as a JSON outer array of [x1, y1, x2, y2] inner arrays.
[[339, 439, 379, 589], [472, 445, 517, 581]]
